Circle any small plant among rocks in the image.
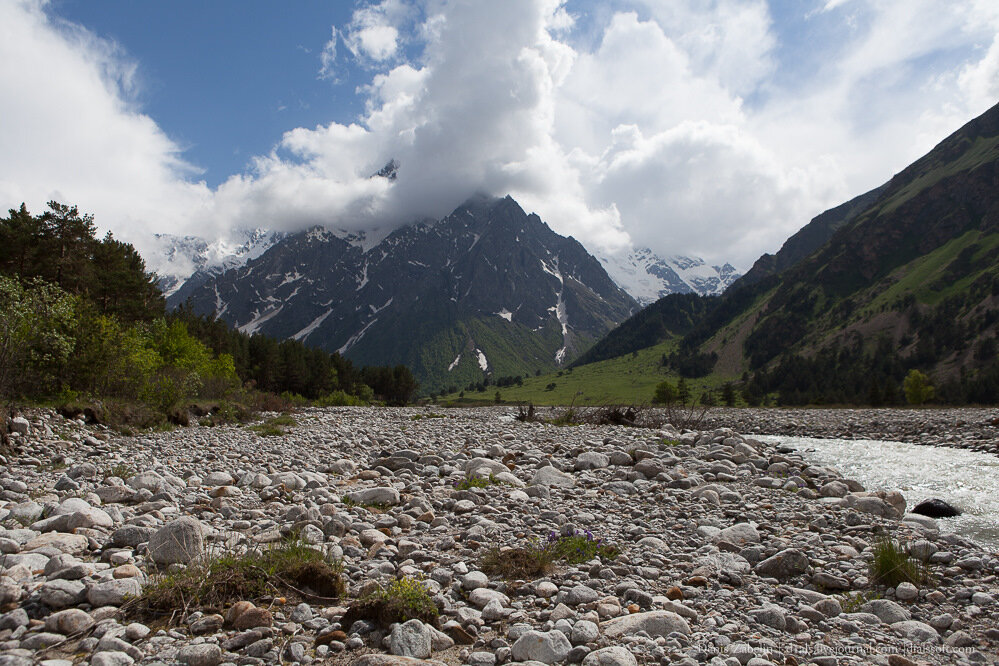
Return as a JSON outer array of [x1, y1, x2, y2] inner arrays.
[[341, 496, 391, 512], [482, 530, 618, 579], [103, 463, 134, 480], [132, 535, 344, 622], [454, 474, 498, 491], [839, 589, 881, 613], [248, 413, 297, 437], [869, 537, 930, 588], [341, 576, 440, 629], [547, 530, 619, 564]]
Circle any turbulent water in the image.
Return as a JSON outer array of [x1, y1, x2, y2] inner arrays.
[[758, 435, 999, 550]]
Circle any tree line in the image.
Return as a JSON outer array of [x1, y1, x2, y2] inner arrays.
[[0, 202, 418, 428]]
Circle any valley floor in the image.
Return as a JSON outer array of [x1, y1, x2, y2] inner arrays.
[[1, 406, 997, 666]]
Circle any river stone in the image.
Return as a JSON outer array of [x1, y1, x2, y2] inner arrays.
[[602, 611, 690, 638], [891, 620, 939, 643], [716, 523, 760, 545], [87, 577, 142, 606], [511, 630, 572, 664], [24, 532, 88, 555], [40, 579, 87, 609], [530, 466, 575, 487], [575, 452, 610, 471], [352, 656, 449, 666], [754, 549, 808, 579], [582, 647, 638, 666], [912, 498, 960, 518], [111, 526, 157, 547], [177, 643, 223, 666], [860, 599, 911, 624], [90, 653, 135, 666], [127, 471, 166, 492], [148, 517, 204, 564], [390, 619, 433, 658], [45, 608, 95, 634], [346, 487, 401, 506], [468, 588, 510, 608]]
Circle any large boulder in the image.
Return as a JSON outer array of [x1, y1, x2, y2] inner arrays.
[[147, 517, 204, 565], [912, 499, 961, 518], [390, 619, 433, 659], [345, 487, 401, 506], [754, 549, 809, 579], [511, 630, 572, 664], [529, 466, 575, 488], [602, 611, 690, 638]]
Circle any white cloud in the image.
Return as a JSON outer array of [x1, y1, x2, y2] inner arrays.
[[318, 27, 338, 80], [0, 0, 212, 262], [3, 0, 999, 273]]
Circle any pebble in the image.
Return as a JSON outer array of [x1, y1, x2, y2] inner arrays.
[[0, 406, 995, 666]]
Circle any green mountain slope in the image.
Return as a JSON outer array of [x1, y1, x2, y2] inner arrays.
[[678, 101, 999, 403]]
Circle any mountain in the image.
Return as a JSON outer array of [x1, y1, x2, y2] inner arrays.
[[669, 100, 999, 404], [598, 248, 740, 304], [149, 228, 285, 298], [736, 184, 885, 287], [170, 195, 638, 391]]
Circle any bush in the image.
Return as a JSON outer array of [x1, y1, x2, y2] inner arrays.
[[132, 535, 344, 622], [341, 577, 439, 629], [869, 537, 929, 587], [903, 369, 935, 405]]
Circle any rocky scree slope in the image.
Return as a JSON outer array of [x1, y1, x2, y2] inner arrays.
[[171, 196, 637, 392], [1, 408, 998, 666]]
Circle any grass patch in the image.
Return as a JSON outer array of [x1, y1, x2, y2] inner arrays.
[[454, 474, 498, 491], [341, 577, 439, 630], [103, 463, 134, 480], [481, 530, 619, 579], [248, 413, 297, 437], [869, 537, 930, 588], [132, 535, 344, 622], [840, 590, 882, 613]]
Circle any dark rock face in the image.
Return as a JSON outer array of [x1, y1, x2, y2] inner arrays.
[[170, 195, 637, 390], [912, 499, 962, 518]]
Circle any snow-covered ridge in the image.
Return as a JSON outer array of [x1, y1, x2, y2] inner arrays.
[[597, 247, 741, 305], [149, 228, 285, 297]]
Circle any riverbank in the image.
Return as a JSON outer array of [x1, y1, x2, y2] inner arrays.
[[702, 407, 999, 455], [1, 406, 997, 665]]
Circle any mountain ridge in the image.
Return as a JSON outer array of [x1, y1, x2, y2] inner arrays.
[[171, 195, 639, 391]]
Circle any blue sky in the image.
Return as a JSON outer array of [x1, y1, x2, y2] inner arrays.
[[2, 0, 998, 270]]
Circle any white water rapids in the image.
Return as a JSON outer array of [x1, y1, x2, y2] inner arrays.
[[757, 435, 999, 551]]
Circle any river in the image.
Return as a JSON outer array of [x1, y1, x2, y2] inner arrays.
[[757, 435, 999, 551]]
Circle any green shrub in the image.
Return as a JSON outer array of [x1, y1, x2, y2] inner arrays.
[[341, 576, 439, 629], [133, 535, 344, 622], [547, 530, 619, 564], [903, 369, 935, 405], [869, 537, 929, 587], [315, 390, 366, 407]]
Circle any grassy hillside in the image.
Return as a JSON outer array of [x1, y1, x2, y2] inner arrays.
[[440, 338, 738, 406]]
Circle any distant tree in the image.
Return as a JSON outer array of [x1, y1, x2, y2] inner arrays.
[[652, 380, 677, 405], [676, 377, 691, 405], [903, 369, 935, 405], [494, 390, 501, 403], [721, 382, 737, 407]]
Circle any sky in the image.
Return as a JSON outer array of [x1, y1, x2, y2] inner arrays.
[[1, 0, 998, 270]]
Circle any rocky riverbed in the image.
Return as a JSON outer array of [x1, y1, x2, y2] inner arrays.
[[702, 407, 999, 455], [1, 406, 998, 666]]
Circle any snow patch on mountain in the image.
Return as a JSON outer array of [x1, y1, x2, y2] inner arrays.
[[598, 248, 741, 305], [496, 309, 512, 322], [475, 349, 489, 371], [150, 228, 285, 297]]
